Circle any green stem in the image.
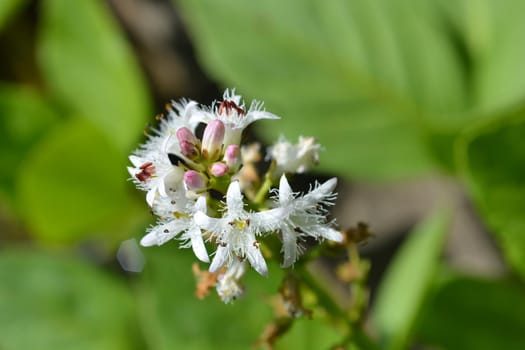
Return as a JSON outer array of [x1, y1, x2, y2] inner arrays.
[[254, 162, 276, 205], [298, 265, 350, 324], [297, 263, 377, 350]]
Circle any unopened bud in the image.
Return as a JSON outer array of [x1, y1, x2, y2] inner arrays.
[[184, 170, 207, 191], [176, 127, 198, 145], [201, 120, 225, 161], [180, 140, 199, 159], [210, 162, 228, 177], [177, 127, 200, 159], [223, 144, 241, 169]]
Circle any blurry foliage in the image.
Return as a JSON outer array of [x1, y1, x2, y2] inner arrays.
[[0, 248, 141, 350], [416, 273, 525, 350], [0, 0, 27, 31], [372, 209, 449, 350], [457, 111, 525, 279], [175, 0, 525, 346], [0, 0, 525, 349]]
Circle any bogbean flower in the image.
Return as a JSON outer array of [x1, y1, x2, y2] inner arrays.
[[128, 139, 184, 207], [128, 89, 344, 303], [195, 89, 279, 146], [268, 135, 321, 176], [274, 175, 343, 267], [194, 181, 284, 276], [215, 260, 248, 303], [141, 193, 209, 263]]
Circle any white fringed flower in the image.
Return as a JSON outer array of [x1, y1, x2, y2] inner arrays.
[[194, 181, 284, 276], [195, 89, 279, 146], [128, 100, 201, 206], [128, 141, 184, 207], [275, 175, 343, 267], [268, 135, 321, 175], [141, 194, 209, 263], [216, 260, 248, 303]]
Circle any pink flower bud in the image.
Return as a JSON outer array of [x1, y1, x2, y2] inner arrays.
[[180, 140, 199, 159], [177, 127, 200, 159], [223, 144, 240, 169], [176, 127, 198, 145], [201, 120, 225, 161], [184, 170, 207, 191], [210, 162, 228, 177]]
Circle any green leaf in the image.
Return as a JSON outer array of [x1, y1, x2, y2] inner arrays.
[[436, 0, 525, 112], [135, 244, 286, 350], [456, 108, 525, 278], [371, 209, 449, 350], [38, 0, 151, 152], [415, 274, 525, 350], [176, 0, 473, 180], [0, 248, 140, 350], [0, 0, 27, 31], [17, 118, 130, 242], [0, 84, 59, 204]]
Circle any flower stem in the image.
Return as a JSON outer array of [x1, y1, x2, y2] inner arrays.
[[254, 161, 276, 205], [297, 263, 377, 350]]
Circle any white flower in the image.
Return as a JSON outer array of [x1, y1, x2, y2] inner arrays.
[[268, 135, 321, 175], [275, 175, 343, 267], [158, 99, 201, 136], [141, 194, 209, 263], [128, 101, 203, 206], [194, 181, 284, 276], [216, 260, 248, 303], [128, 142, 184, 207], [194, 89, 279, 146]]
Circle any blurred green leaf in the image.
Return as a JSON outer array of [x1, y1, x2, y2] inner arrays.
[[176, 0, 475, 179], [457, 108, 525, 278], [17, 118, 130, 242], [136, 244, 290, 349], [437, 0, 525, 112], [0, 248, 141, 350], [0, 0, 27, 31], [275, 317, 340, 350], [371, 209, 449, 350], [38, 0, 151, 152], [415, 274, 525, 350], [0, 84, 59, 204]]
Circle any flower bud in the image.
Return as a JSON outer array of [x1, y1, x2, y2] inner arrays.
[[176, 127, 198, 145], [223, 144, 241, 169], [201, 120, 225, 161], [177, 127, 200, 159], [210, 162, 228, 177], [179, 140, 199, 159], [183, 170, 207, 191]]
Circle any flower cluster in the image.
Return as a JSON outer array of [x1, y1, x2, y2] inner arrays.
[[129, 89, 342, 303]]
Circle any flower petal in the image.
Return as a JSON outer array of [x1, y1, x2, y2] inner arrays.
[[187, 226, 209, 263], [146, 188, 156, 207], [209, 245, 229, 272], [250, 207, 287, 234], [194, 211, 225, 234], [305, 178, 337, 203], [246, 244, 268, 276], [226, 181, 245, 216], [280, 227, 299, 268], [278, 174, 294, 204]]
